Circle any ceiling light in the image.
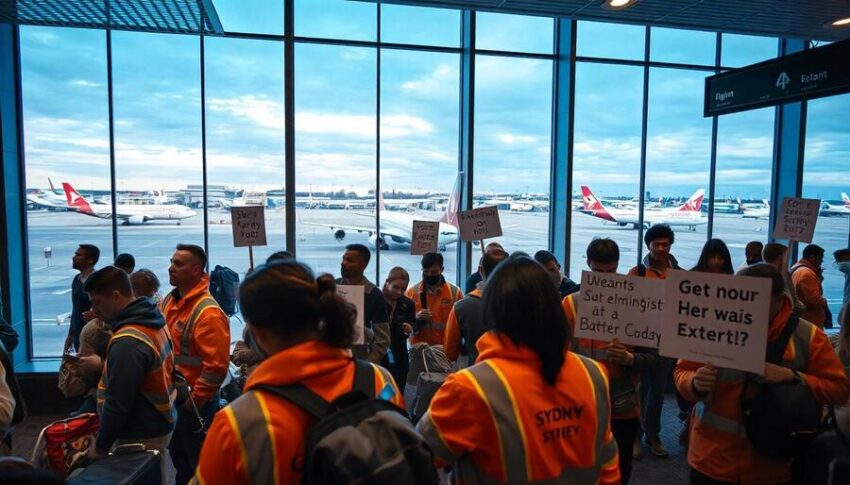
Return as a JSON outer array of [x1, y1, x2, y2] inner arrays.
[[603, 0, 638, 10], [829, 16, 850, 27]]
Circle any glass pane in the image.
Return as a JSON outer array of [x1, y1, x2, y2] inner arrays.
[[571, 62, 643, 279], [577, 20, 645, 61], [380, 4, 460, 47], [20, 27, 112, 357], [721, 34, 776, 68], [713, 108, 774, 269], [474, 55, 553, 259], [643, 68, 712, 271], [112, 32, 204, 293], [379, 49, 460, 286], [295, 44, 378, 280], [803, 94, 850, 317], [475, 12, 553, 54], [214, 0, 284, 35], [650, 27, 716, 66], [204, 36, 286, 314], [296, 0, 376, 41]]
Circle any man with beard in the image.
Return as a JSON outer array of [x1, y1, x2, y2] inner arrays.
[[337, 244, 390, 363], [65, 244, 100, 353]]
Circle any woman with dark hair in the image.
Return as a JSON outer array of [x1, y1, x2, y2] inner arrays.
[[692, 239, 735, 275], [417, 254, 620, 484], [193, 261, 403, 484]]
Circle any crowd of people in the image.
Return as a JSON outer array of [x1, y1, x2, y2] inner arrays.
[[0, 222, 849, 484]]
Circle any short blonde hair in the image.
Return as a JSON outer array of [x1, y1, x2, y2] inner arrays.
[[386, 266, 410, 284]]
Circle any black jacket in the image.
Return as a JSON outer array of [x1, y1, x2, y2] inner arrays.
[[97, 297, 174, 451]]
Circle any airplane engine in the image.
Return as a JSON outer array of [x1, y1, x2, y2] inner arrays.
[[368, 234, 389, 250], [127, 215, 146, 225], [334, 229, 346, 241]]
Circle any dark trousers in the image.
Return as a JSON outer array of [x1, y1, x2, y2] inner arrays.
[[612, 417, 640, 484], [170, 394, 219, 485], [640, 356, 674, 438], [689, 468, 739, 485]]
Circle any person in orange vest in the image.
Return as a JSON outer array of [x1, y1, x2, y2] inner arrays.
[[675, 263, 850, 485], [444, 248, 508, 366], [628, 223, 680, 459], [405, 252, 463, 347], [82, 266, 175, 483], [562, 238, 657, 484], [161, 244, 230, 485], [790, 244, 829, 327], [418, 254, 620, 484], [191, 261, 403, 484]]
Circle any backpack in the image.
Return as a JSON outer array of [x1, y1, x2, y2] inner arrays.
[[741, 316, 822, 458], [31, 413, 100, 477], [796, 406, 850, 485], [209, 265, 240, 317], [255, 359, 439, 485]]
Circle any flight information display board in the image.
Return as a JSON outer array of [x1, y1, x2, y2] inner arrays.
[[705, 39, 850, 117]]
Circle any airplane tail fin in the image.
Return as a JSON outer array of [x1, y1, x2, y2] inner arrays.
[[842, 192, 850, 206], [62, 183, 94, 214], [440, 172, 463, 227], [48, 178, 56, 193], [580, 186, 616, 222], [678, 189, 705, 212]]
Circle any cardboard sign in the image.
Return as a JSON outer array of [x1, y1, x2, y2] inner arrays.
[[660, 270, 771, 375], [411, 221, 439, 255], [231, 206, 267, 247], [773, 197, 820, 243], [574, 271, 665, 348], [458, 206, 502, 242], [336, 285, 365, 345]]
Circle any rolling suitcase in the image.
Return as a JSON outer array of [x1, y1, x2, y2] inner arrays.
[[67, 446, 161, 485]]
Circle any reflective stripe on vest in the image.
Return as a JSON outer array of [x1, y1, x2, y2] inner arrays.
[[172, 297, 219, 367], [457, 356, 615, 484], [228, 391, 278, 485]]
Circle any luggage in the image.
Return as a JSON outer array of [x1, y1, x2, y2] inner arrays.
[[31, 413, 99, 477], [209, 265, 240, 317], [408, 345, 451, 423], [68, 448, 161, 485]]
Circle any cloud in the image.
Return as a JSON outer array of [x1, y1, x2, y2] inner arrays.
[[69, 80, 102, 88], [401, 64, 457, 96], [496, 133, 537, 144]]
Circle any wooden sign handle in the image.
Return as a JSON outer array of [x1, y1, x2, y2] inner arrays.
[[249, 245, 255, 271]]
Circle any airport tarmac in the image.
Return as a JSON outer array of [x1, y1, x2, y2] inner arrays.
[[24, 208, 850, 357]]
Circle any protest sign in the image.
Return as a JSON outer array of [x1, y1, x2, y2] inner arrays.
[[660, 270, 771, 375], [773, 197, 820, 243], [336, 285, 365, 345], [411, 221, 439, 255], [575, 271, 665, 348], [231, 206, 267, 247], [458, 206, 502, 242]]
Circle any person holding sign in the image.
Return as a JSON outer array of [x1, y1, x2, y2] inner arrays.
[[628, 224, 681, 459], [405, 252, 463, 347], [417, 254, 620, 484], [337, 244, 390, 364], [790, 244, 829, 328], [674, 264, 850, 485], [562, 238, 658, 484]]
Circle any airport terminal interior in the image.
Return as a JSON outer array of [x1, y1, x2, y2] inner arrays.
[[0, 0, 849, 483]]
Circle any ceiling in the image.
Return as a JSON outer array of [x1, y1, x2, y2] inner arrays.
[[376, 0, 850, 41]]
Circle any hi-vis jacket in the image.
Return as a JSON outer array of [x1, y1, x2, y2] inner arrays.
[[406, 280, 463, 346], [444, 288, 483, 363], [190, 341, 403, 485], [417, 332, 621, 485], [562, 293, 657, 420], [161, 274, 230, 406], [790, 258, 828, 327], [674, 298, 850, 484]]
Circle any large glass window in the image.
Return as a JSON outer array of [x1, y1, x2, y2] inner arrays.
[[215, 0, 284, 35], [803, 93, 850, 316], [112, 32, 204, 292], [474, 55, 553, 259], [295, 44, 378, 280], [475, 12, 553, 54], [721, 33, 776, 68], [379, 49, 460, 285], [20, 27, 111, 357], [380, 4, 460, 47], [577, 21, 645, 61], [650, 27, 715, 66], [644, 68, 713, 270], [296, 0, 376, 41], [571, 62, 644, 278]]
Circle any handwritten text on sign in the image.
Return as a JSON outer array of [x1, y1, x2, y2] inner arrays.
[[336, 285, 365, 345], [660, 270, 771, 375], [458, 206, 503, 242], [575, 272, 664, 348], [774, 197, 820, 243], [411, 221, 439, 255], [231, 206, 267, 247]]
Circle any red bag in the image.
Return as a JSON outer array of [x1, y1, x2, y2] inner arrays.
[[31, 413, 100, 476]]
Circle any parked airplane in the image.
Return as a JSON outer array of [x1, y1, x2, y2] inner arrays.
[[741, 200, 770, 220], [308, 175, 462, 251], [26, 178, 68, 210], [578, 186, 707, 230], [820, 193, 850, 217], [63, 183, 196, 225]]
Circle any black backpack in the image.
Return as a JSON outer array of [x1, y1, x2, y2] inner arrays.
[[255, 360, 439, 485], [209, 265, 240, 317], [796, 406, 850, 485], [741, 316, 822, 458]]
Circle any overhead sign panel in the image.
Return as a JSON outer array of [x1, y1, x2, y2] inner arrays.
[[705, 39, 850, 117]]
